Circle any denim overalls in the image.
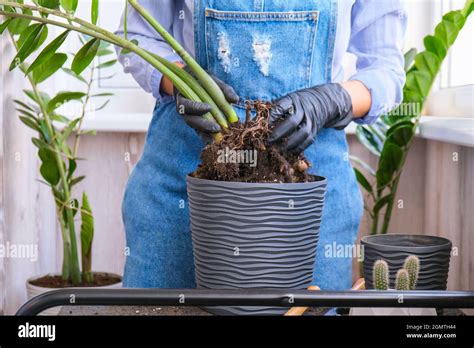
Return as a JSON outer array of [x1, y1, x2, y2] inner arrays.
[[122, 0, 363, 290]]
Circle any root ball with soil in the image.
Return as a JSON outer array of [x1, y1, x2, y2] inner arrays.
[[194, 101, 314, 183]]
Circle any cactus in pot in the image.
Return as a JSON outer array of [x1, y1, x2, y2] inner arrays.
[[373, 255, 420, 291], [404, 255, 420, 290], [352, 255, 434, 315], [373, 260, 389, 290], [395, 269, 410, 291]]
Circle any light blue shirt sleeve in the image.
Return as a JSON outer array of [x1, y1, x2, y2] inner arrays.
[[115, 0, 183, 102], [348, 0, 407, 124], [115, 0, 406, 120]]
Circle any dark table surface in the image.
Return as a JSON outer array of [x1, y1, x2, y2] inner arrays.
[[58, 306, 464, 316]]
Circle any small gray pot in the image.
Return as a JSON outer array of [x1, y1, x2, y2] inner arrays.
[[186, 175, 327, 315], [362, 234, 452, 290]]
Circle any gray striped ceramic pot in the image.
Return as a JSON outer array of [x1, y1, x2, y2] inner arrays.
[[186, 175, 327, 315], [362, 234, 452, 290]]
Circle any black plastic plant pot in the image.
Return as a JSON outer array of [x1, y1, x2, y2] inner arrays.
[[362, 234, 452, 290], [186, 175, 327, 315]]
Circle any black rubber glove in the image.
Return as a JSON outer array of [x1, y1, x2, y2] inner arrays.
[[268, 83, 354, 153], [174, 68, 239, 143]]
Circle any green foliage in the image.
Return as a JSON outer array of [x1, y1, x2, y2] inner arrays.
[[71, 38, 100, 74], [352, 2, 473, 235], [373, 260, 389, 291], [60, 0, 78, 14], [1, 0, 238, 143], [91, 0, 99, 25], [5, 17, 117, 284], [9, 24, 48, 71], [35, 0, 60, 9], [80, 192, 94, 284], [27, 29, 70, 75], [32, 52, 68, 83]]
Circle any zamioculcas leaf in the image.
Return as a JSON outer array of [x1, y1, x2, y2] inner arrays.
[[435, 19, 459, 46], [19, 116, 41, 132], [354, 168, 373, 194], [67, 158, 77, 179], [31, 137, 49, 150], [50, 113, 70, 123], [376, 143, 404, 188], [27, 30, 70, 75], [70, 176, 85, 186], [97, 48, 114, 56], [10, 24, 48, 71], [47, 91, 86, 113], [91, 0, 99, 25], [356, 126, 382, 156], [36, 0, 60, 9], [0, 18, 12, 34], [373, 194, 394, 213], [14, 99, 35, 112], [96, 59, 117, 69], [8, 5, 33, 35], [386, 124, 414, 147], [58, 118, 81, 143], [424, 35, 447, 59], [414, 51, 440, 78], [24, 89, 51, 106], [16, 23, 41, 48], [32, 53, 68, 84], [94, 99, 110, 111], [60, 0, 78, 14], [62, 68, 88, 84], [71, 38, 100, 75], [406, 70, 432, 97], [443, 11, 466, 28], [38, 147, 60, 186], [403, 48, 417, 72]]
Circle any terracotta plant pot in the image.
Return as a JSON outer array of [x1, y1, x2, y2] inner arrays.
[[362, 234, 452, 290], [186, 175, 327, 315], [26, 272, 122, 315]]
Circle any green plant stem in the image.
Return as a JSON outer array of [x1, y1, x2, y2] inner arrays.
[[57, 206, 71, 279], [128, 0, 239, 125], [0, 2, 223, 140], [0, 3, 191, 99], [9, 33, 82, 284], [371, 210, 379, 235], [73, 66, 95, 158], [380, 184, 397, 235], [462, 0, 473, 16]]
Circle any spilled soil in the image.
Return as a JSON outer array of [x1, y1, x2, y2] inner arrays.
[[194, 101, 314, 183]]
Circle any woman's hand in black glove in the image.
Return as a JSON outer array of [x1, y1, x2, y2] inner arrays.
[[268, 83, 354, 153], [174, 70, 239, 143]]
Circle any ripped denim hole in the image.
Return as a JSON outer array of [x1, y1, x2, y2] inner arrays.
[[217, 32, 232, 73], [252, 35, 273, 76]]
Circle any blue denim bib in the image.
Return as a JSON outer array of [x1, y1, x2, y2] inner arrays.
[[122, 0, 363, 291]]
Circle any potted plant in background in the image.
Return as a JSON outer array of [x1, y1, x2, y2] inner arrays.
[[350, 0, 472, 290], [1, 0, 327, 316], [1, 11, 122, 313], [350, 256, 437, 315]]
